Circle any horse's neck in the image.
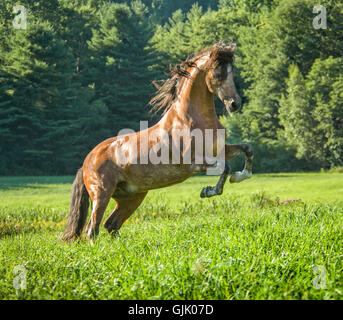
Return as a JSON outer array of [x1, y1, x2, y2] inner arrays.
[[159, 67, 217, 130]]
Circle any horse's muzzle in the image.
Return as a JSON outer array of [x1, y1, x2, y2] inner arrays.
[[224, 98, 242, 114]]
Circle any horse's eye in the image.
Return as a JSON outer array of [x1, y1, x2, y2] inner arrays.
[[213, 66, 227, 80]]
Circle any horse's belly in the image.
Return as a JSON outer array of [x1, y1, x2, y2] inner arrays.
[[114, 164, 194, 196]]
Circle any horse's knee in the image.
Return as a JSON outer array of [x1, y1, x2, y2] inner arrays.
[[243, 144, 253, 158]]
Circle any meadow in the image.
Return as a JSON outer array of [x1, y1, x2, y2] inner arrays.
[[0, 172, 342, 300]]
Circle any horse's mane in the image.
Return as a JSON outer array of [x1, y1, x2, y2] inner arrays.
[[149, 41, 236, 115]]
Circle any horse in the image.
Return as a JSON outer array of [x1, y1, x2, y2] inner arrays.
[[62, 41, 253, 241]]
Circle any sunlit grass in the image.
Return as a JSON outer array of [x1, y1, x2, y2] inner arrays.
[[0, 173, 342, 299]]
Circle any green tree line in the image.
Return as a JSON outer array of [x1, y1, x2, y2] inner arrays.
[[0, 0, 342, 175]]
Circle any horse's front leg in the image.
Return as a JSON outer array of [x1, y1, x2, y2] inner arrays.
[[200, 161, 231, 198], [199, 143, 253, 198], [225, 144, 253, 183]]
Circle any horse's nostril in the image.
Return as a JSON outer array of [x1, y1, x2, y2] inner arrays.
[[232, 100, 242, 111]]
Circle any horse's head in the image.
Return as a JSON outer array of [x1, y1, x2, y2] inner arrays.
[[149, 41, 242, 116], [205, 42, 242, 114]]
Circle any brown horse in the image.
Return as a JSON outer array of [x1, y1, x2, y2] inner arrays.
[[62, 41, 253, 241]]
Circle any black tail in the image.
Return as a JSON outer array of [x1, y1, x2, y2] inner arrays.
[[61, 168, 90, 241]]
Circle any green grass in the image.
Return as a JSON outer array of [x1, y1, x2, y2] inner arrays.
[[0, 173, 342, 300]]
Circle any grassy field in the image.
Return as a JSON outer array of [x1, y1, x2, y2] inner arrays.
[[0, 172, 342, 300]]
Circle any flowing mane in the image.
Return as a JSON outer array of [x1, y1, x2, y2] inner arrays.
[[149, 41, 236, 115]]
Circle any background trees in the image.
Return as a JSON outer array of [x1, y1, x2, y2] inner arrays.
[[0, 0, 342, 174], [280, 58, 343, 168], [87, 1, 160, 132]]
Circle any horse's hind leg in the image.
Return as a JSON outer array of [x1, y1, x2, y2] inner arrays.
[[104, 192, 147, 236], [85, 185, 116, 239]]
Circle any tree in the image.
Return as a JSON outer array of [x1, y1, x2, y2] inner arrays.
[[1, 19, 95, 173], [87, 0, 160, 133], [278, 65, 317, 163], [238, 0, 343, 144], [306, 58, 343, 167], [1, 0, 342, 174], [279, 58, 343, 168]]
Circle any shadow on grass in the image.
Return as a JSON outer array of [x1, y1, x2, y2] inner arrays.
[[0, 176, 74, 190], [0, 219, 66, 239]]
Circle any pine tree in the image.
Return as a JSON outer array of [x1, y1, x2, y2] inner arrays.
[[87, 1, 160, 134], [278, 65, 317, 163], [238, 0, 343, 144], [2, 20, 85, 173], [306, 58, 343, 167], [279, 58, 343, 168]]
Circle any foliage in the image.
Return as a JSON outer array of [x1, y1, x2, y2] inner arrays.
[[0, 0, 342, 174], [280, 58, 343, 168]]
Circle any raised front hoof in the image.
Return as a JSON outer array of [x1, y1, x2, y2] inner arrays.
[[200, 186, 219, 198], [230, 170, 252, 183]]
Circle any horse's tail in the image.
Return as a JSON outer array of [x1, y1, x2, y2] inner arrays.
[[61, 168, 89, 241]]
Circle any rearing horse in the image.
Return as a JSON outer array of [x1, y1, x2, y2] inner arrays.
[[62, 41, 253, 241]]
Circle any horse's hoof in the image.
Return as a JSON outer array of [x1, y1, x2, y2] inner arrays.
[[200, 186, 209, 198], [110, 230, 120, 238], [200, 186, 216, 198], [106, 228, 120, 238], [230, 169, 252, 183]]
